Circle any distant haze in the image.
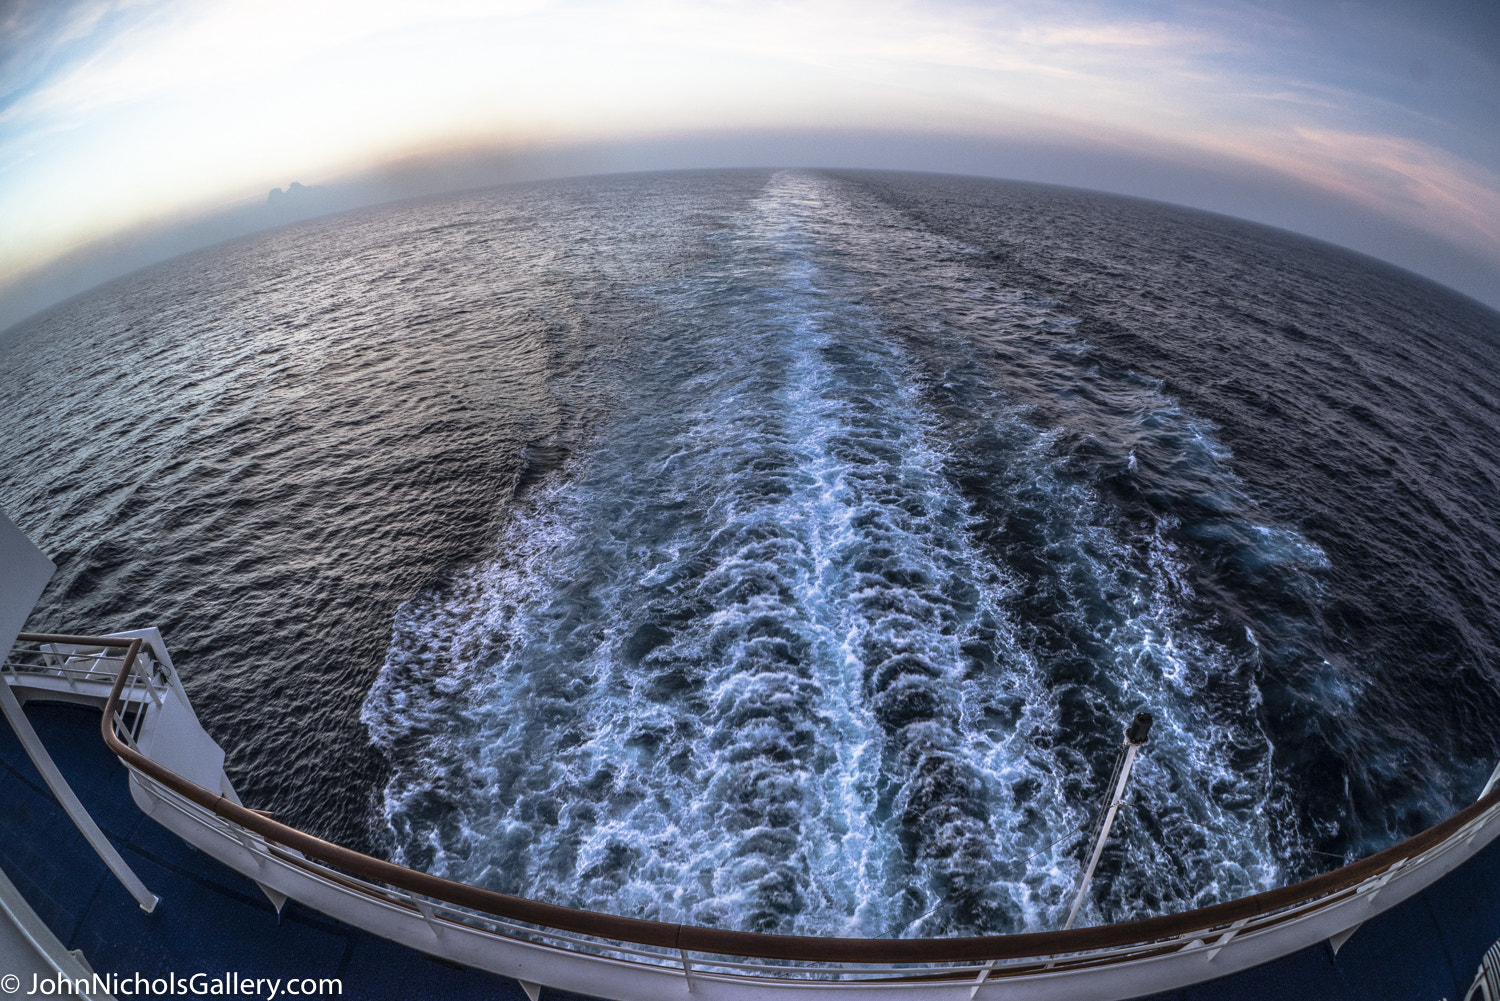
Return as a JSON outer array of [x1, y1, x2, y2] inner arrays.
[[2, 0, 1497, 331]]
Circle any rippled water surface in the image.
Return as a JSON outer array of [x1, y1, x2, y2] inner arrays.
[[4, 169, 1500, 936]]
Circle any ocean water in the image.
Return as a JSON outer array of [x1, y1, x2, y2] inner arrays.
[[3, 169, 1499, 937]]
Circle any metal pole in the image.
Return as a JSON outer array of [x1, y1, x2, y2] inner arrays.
[[1064, 712, 1152, 930], [0, 670, 158, 912], [1480, 759, 1500, 801]]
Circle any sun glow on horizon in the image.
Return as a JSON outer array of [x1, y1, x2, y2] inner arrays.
[[1, 0, 1497, 313]]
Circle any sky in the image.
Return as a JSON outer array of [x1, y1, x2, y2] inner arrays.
[[1, 0, 1498, 331]]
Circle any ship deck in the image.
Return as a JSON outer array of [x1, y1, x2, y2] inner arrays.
[[4, 698, 1499, 1001], [0, 701, 584, 1001]]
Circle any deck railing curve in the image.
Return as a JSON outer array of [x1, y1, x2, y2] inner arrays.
[[15, 630, 1500, 979]]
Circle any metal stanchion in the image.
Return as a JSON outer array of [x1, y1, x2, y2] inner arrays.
[[1064, 712, 1153, 931]]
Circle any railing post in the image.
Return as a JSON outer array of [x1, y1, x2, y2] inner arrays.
[[1481, 760, 1500, 801], [406, 890, 445, 939], [130, 651, 162, 707], [0, 641, 159, 913], [1064, 712, 1153, 930], [970, 958, 998, 998]]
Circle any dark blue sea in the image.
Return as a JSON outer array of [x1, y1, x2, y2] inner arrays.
[[3, 169, 1499, 937]]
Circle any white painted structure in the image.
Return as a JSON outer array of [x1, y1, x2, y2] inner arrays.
[[0, 508, 116, 1001], [2, 623, 1497, 1001], [5, 507, 1500, 1001]]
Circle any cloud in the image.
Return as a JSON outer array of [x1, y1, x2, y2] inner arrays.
[[0, 0, 1495, 320], [1201, 126, 1500, 257]]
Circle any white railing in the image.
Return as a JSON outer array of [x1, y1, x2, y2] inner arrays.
[[11, 630, 1500, 1001]]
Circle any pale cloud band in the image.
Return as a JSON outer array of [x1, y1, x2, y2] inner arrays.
[[1, 0, 1496, 312]]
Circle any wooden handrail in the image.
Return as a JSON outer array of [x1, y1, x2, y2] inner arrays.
[[21, 629, 1500, 967]]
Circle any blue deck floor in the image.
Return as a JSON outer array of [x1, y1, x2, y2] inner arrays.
[[0, 701, 591, 1001], [3, 699, 1498, 1000]]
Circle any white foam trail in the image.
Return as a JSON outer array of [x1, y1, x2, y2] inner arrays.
[[365, 170, 1332, 934]]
